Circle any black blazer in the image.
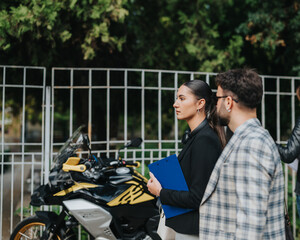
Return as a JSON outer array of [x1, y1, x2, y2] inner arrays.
[[160, 119, 222, 235], [277, 117, 300, 193]]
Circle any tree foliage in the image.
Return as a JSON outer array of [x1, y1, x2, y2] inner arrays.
[[124, 0, 246, 72], [0, 0, 128, 67], [0, 0, 300, 75], [237, 0, 300, 75]]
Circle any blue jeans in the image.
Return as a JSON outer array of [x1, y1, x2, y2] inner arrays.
[[296, 194, 300, 218]]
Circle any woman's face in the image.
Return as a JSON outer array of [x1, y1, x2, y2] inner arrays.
[[173, 85, 200, 121]]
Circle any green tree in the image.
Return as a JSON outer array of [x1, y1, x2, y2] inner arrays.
[[124, 0, 246, 72], [0, 0, 130, 142], [0, 0, 128, 67], [237, 0, 300, 76], [2, 0, 300, 74]]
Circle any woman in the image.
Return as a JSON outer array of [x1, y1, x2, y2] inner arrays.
[[277, 85, 300, 218], [147, 80, 225, 239]]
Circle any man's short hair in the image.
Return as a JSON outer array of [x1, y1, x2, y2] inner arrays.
[[215, 68, 263, 109]]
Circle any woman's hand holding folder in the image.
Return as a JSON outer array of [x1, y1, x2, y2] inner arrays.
[[147, 172, 162, 196]]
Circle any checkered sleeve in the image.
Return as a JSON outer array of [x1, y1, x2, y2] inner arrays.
[[234, 134, 282, 239]]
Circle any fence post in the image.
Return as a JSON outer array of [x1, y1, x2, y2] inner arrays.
[[44, 86, 51, 184]]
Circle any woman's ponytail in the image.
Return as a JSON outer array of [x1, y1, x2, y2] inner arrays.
[[206, 100, 226, 149]]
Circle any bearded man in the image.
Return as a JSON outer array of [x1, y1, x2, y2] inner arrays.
[[199, 68, 285, 239]]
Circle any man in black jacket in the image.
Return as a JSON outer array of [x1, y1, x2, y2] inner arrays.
[[277, 85, 300, 218]]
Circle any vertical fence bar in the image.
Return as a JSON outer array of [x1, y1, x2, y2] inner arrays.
[[69, 69, 74, 136], [261, 76, 265, 128], [50, 68, 55, 181], [20, 67, 27, 221], [124, 70, 128, 161], [151, 151, 153, 164], [106, 70, 110, 153], [190, 73, 194, 80], [206, 73, 210, 85], [141, 71, 145, 167], [158, 72, 162, 160], [30, 155, 35, 215], [41, 68, 46, 185], [0, 66, 5, 238], [174, 72, 178, 155], [50, 70, 55, 214], [88, 70, 92, 140], [276, 77, 280, 143], [44, 87, 51, 184], [276, 77, 288, 205], [78, 225, 81, 240], [292, 78, 296, 134], [10, 154, 14, 234]]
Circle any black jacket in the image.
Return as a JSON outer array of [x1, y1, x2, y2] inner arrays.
[[159, 119, 222, 234], [277, 117, 300, 193]]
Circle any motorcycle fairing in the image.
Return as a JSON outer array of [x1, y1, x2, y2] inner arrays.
[[63, 198, 117, 240], [107, 180, 154, 207], [30, 184, 51, 206], [53, 182, 98, 196], [134, 170, 149, 183]]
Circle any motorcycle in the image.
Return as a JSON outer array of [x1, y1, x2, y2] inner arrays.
[[10, 126, 160, 240]]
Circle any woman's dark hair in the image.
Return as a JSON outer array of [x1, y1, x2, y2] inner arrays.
[[183, 80, 226, 148]]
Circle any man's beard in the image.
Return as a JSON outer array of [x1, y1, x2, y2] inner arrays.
[[218, 115, 229, 126]]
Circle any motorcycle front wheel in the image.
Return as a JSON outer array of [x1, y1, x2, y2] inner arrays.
[[10, 215, 71, 240]]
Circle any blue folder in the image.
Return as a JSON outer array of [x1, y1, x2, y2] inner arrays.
[[148, 154, 193, 219]]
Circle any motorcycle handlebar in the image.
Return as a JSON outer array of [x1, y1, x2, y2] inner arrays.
[[87, 157, 140, 170], [122, 160, 140, 168], [107, 160, 140, 168]]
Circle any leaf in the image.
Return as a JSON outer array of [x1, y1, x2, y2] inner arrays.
[[185, 43, 198, 55], [11, 5, 29, 22], [2, 43, 10, 51], [116, 8, 129, 22], [101, 34, 109, 42], [70, 0, 77, 9], [60, 30, 72, 42], [90, 6, 101, 19], [81, 43, 96, 60]]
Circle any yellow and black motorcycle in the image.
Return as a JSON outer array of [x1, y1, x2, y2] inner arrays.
[[10, 126, 160, 240]]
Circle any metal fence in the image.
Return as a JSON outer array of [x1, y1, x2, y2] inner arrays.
[[0, 65, 300, 239], [0, 65, 46, 239]]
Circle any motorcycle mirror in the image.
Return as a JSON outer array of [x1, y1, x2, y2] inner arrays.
[[83, 135, 91, 153], [125, 138, 143, 148], [117, 138, 143, 161], [83, 135, 90, 147]]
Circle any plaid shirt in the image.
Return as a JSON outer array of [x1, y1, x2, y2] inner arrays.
[[199, 118, 285, 240]]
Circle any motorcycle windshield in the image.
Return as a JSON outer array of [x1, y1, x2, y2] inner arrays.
[[51, 125, 85, 169]]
